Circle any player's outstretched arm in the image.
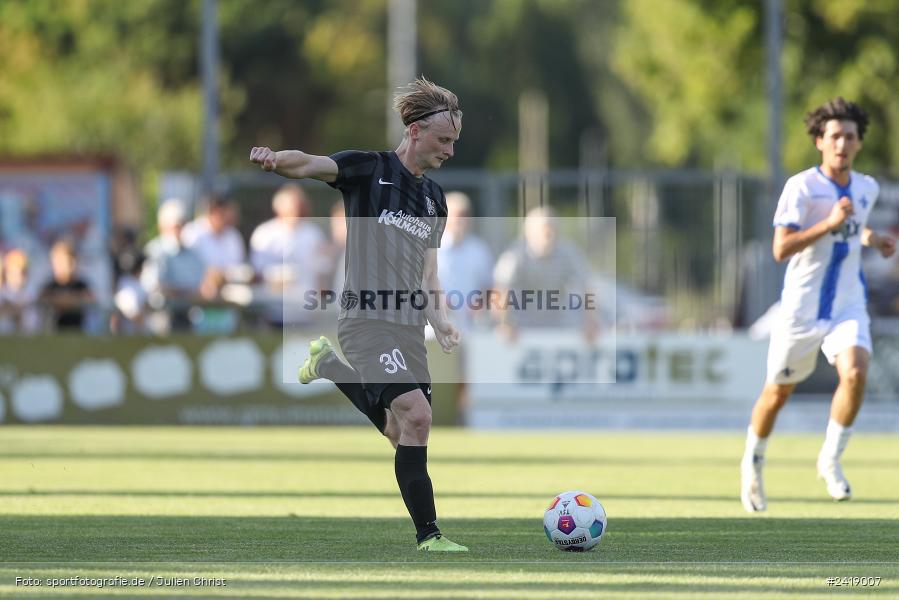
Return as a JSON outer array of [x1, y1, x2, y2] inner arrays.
[[249, 147, 338, 182]]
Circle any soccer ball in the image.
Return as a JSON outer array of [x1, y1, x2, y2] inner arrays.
[[543, 490, 607, 551]]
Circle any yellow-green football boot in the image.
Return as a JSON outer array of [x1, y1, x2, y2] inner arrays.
[[417, 534, 468, 552], [298, 336, 334, 384]]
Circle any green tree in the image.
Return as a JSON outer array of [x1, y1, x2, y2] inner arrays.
[[611, 0, 899, 176], [612, 0, 764, 170], [420, 0, 611, 169], [782, 0, 899, 176], [0, 0, 235, 171], [219, 0, 387, 167]]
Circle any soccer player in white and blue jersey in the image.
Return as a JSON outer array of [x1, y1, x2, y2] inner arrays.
[[741, 98, 897, 512]]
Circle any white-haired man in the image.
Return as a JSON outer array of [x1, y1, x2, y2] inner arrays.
[[141, 199, 208, 332]]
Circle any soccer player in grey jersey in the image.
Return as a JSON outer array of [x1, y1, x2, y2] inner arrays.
[[250, 77, 466, 552]]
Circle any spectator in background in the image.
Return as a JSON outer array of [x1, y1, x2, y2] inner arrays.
[[182, 195, 247, 274], [112, 259, 147, 333], [249, 183, 327, 326], [0, 196, 51, 300], [141, 199, 210, 332], [493, 206, 598, 341], [70, 217, 114, 316], [181, 195, 249, 333], [327, 200, 347, 298], [109, 229, 147, 334], [863, 222, 899, 316], [40, 239, 95, 331], [0, 249, 41, 333], [437, 192, 493, 332]]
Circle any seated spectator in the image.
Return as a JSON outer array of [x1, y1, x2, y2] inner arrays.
[[109, 227, 142, 283], [181, 195, 248, 332], [249, 184, 327, 326], [110, 250, 147, 335], [182, 195, 248, 275], [40, 239, 95, 331], [0, 195, 52, 300], [493, 206, 599, 341], [0, 249, 41, 334], [438, 192, 493, 332], [70, 217, 114, 312], [327, 200, 347, 298], [141, 199, 210, 332]]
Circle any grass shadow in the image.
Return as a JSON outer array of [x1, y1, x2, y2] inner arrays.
[[2, 451, 898, 469], [1, 490, 897, 506], [2, 516, 897, 564]]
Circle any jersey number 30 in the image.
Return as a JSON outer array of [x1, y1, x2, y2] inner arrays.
[[380, 349, 408, 374]]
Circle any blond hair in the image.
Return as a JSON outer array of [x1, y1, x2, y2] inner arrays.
[[393, 76, 462, 130]]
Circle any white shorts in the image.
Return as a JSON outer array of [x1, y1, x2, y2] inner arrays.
[[766, 306, 872, 385]]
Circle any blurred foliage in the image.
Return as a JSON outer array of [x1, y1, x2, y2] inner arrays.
[[220, 0, 387, 160], [0, 0, 211, 170], [613, 0, 764, 170], [1, 0, 898, 178], [614, 0, 899, 175], [781, 0, 899, 176]]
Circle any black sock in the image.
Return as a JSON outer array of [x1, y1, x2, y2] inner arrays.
[[395, 445, 439, 543], [319, 354, 385, 433], [318, 351, 358, 383]]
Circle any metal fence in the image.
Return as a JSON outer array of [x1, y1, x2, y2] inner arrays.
[[178, 168, 899, 331]]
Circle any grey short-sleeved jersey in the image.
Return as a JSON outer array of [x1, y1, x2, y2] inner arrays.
[[328, 150, 447, 325]]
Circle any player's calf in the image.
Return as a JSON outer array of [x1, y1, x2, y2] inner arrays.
[[383, 410, 400, 449]]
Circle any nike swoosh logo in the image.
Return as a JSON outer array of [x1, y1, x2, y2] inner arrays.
[[426, 387, 432, 395], [378, 178, 394, 185]]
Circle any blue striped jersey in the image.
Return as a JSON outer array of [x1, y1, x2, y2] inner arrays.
[[773, 166, 879, 323]]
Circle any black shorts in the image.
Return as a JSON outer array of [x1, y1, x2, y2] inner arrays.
[[337, 317, 432, 408]]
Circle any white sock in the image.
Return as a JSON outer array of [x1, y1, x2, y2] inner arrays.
[[744, 426, 767, 460], [821, 418, 851, 462]]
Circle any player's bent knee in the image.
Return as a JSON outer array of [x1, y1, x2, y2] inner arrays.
[[402, 404, 432, 434], [390, 389, 432, 433]]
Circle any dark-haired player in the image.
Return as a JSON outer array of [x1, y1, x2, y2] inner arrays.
[[741, 98, 896, 512]]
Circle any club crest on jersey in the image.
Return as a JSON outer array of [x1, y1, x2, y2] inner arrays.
[[831, 219, 860, 241], [425, 196, 436, 216], [859, 196, 868, 209]]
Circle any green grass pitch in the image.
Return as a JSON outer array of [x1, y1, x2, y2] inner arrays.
[[0, 426, 897, 598]]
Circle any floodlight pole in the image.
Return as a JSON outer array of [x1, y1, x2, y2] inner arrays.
[[387, 0, 417, 147], [200, 0, 220, 196], [765, 0, 783, 197], [759, 0, 785, 322]]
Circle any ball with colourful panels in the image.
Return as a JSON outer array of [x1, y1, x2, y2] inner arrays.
[[543, 491, 607, 551]]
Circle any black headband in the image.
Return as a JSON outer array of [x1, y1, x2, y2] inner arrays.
[[404, 108, 450, 126]]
